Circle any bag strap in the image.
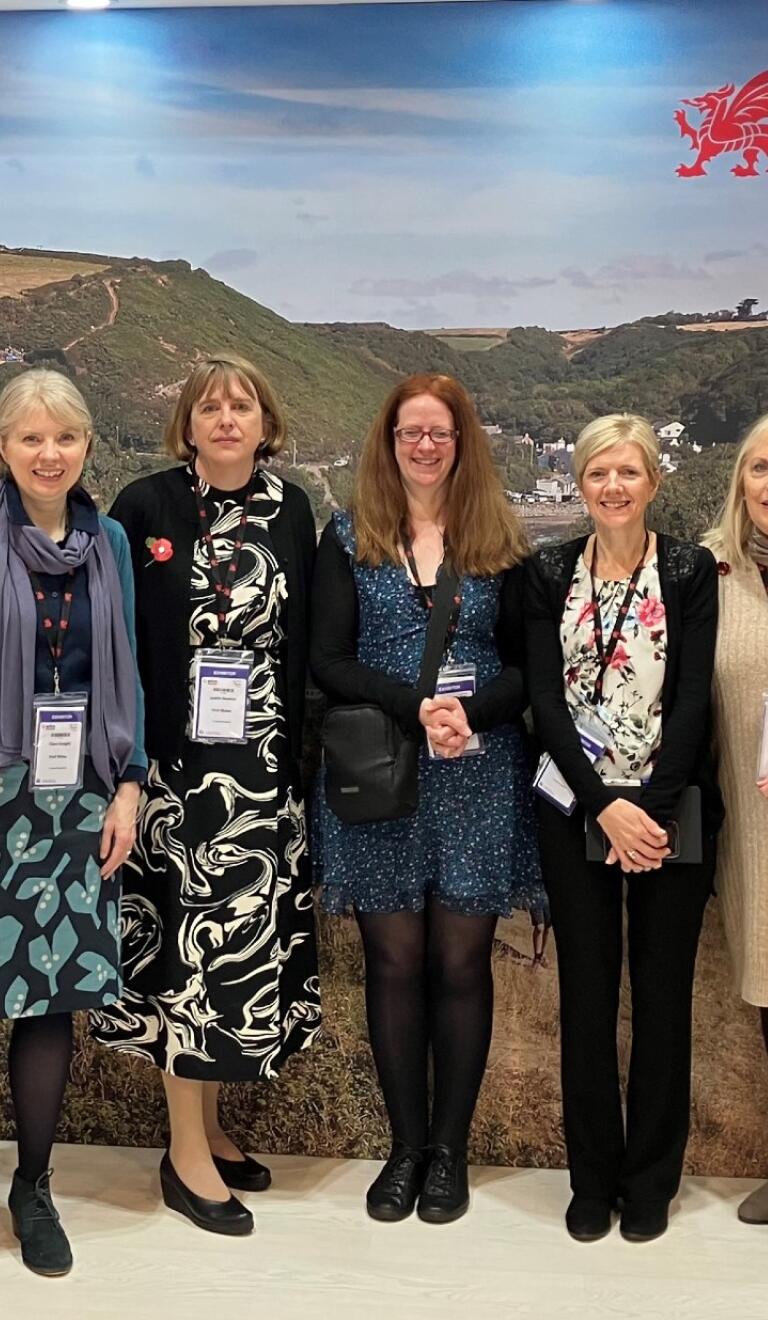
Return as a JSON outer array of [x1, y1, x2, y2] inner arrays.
[[415, 563, 460, 700]]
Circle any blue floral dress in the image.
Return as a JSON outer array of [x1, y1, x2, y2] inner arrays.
[[313, 513, 545, 917]]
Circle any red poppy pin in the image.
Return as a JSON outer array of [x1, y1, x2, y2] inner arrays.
[[716, 561, 731, 577], [145, 536, 174, 565]]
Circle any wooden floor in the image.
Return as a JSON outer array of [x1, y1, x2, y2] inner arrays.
[[0, 1143, 767, 1319]]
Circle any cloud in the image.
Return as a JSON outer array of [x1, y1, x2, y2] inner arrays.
[[704, 249, 745, 262], [350, 270, 557, 300], [4, 158, 25, 174], [203, 248, 260, 274], [295, 210, 326, 226], [561, 255, 709, 289], [135, 155, 156, 179]]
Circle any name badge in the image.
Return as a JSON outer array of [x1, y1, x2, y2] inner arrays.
[[428, 663, 485, 759], [31, 692, 88, 789], [191, 648, 253, 744], [533, 718, 609, 815]]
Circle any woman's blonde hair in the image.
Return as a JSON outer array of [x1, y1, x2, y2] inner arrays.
[[164, 353, 287, 462], [703, 413, 768, 568], [353, 372, 528, 576], [573, 412, 661, 487], [0, 369, 93, 475]]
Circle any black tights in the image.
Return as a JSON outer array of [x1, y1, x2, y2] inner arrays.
[[355, 899, 497, 1151], [761, 1009, 768, 1056], [8, 1013, 73, 1182]]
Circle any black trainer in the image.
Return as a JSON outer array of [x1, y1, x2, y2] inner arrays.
[[417, 1145, 469, 1224], [8, 1169, 73, 1277], [565, 1195, 614, 1243], [366, 1142, 427, 1222]]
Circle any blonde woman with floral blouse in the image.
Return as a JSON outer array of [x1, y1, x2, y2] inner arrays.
[[525, 413, 723, 1245]]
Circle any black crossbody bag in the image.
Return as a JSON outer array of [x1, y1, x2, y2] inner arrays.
[[322, 563, 459, 825]]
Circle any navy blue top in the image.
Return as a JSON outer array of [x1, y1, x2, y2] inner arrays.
[[7, 481, 145, 783]]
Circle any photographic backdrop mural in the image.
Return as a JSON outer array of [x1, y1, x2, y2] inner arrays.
[[1, 0, 767, 1174]]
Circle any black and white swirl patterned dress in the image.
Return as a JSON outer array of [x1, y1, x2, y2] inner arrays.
[[91, 469, 320, 1080]]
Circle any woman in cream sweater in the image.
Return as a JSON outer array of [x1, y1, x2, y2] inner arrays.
[[705, 413, 768, 1225]]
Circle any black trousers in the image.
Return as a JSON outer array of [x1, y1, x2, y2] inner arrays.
[[538, 799, 714, 1204]]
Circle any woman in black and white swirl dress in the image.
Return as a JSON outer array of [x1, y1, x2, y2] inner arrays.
[[91, 354, 320, 1236]]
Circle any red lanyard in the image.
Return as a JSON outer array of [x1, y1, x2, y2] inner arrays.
[[193, 465, 260, 640], [28, 569, 76, 695], [588, 532, 649, 706], [401, 529, 462, 650]]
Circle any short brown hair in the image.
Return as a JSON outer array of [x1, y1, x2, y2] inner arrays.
[[353, 372, 528, 576], [164, 353, 287, 462]]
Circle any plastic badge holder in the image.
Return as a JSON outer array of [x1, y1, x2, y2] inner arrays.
[[427, 663, 485, 759], [190, 647, 253, 744], [533, 718, 609, 815], [759, 692, 768, 781], [31, 691, 89, 790]]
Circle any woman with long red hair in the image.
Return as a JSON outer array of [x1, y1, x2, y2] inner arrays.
[[311, 373, 545, 1225]]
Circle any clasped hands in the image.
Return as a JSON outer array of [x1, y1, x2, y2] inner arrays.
[[596, 798, 670, 874], [419, 695, 472, 759]]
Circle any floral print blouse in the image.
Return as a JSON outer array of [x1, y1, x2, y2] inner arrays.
[[561, 551, 667, 781]]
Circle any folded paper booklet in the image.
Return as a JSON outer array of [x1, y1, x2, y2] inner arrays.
[[759, 692, 768, 781]]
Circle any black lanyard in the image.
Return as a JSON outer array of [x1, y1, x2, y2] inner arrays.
[[28, 569, 76, 695], [194, 465, 260, 641], [401, 528, 462, 650], [758, 563, 768, 597], [588, 531, 649, 706]]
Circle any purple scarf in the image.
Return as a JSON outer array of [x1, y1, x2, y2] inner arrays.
[[0, 481, 136, 792]]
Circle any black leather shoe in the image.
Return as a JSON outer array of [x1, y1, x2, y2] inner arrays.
[[565, 1195, 614, 1243], [620, 1199, 669, 1243], [417, 1145, 469, 1224], [8, 1169, 73, 1277], [366, 1142, 427, 1222], [160, 1153, 254, 1235], [212, 1153, 271, 1193]]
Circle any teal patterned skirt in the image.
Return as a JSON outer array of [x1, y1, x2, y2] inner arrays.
[[0, 759, 121, 1019]]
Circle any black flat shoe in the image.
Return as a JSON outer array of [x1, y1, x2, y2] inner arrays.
[[366, 1142, 427, 1222], [417, 1145, 469, 1224], [8, 1169, 73, 1277], [160, 1153, 254, 1236], [212, 1153, 271, 1193], [565, 1195, 614, 1243], [620, 1199, 669, 1243]]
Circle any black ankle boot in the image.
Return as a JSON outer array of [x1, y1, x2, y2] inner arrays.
[[565, 1195, 614, 1243], [417, 1145, 469, 1224], [8, 1169, 73, 1277], [366, 1141, 427, 1222], [620, 1199, 669, 1243]]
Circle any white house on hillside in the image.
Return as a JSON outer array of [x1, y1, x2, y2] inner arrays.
[[657, 421, 685, 443]]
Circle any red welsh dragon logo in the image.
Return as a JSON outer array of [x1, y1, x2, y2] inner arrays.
[[675, 71, 768, 176]]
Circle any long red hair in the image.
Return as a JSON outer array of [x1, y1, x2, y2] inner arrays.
[[353, 373, 528, 575]]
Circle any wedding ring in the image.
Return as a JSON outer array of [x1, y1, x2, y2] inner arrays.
[[627, 849, 638, 860]]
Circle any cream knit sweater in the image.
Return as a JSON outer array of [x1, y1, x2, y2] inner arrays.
[[712, 558, 768, 1005]]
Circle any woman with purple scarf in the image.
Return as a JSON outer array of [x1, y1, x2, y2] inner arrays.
[[0, 369, 146, 1277]]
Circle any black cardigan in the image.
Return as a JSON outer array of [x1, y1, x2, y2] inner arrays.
[[109, 465, 315, 765], [524, 533, 724, 832], [310, 518, 528, 734]]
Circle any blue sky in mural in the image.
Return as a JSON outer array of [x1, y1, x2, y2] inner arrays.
[[0, 0, 765, 328]]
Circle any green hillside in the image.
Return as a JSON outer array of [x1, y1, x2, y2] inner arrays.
[[0, 251, 392, 474], [1, 246, 765, 513]]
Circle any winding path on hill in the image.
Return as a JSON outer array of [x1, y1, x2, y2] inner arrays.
[[63, 277, 120, 352]]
